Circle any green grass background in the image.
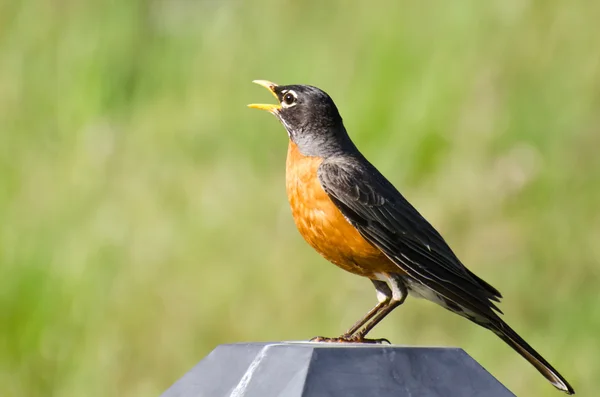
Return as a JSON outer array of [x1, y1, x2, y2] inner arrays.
[[1, 0, 599, 396]]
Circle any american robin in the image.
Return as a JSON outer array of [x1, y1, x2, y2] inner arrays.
[[248, 80, 574, 394]]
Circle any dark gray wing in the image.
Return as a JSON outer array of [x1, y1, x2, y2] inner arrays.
[[318, 157, 503, 320]]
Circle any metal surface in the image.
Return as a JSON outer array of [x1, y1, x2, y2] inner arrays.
[[160, 342, 516, 397]]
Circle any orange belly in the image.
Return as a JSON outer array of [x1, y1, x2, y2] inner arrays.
[[285, 141, 398, 278]]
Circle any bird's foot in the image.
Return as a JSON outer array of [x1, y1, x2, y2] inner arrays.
[[309, 334, 391, 344], [309, 336, 349, 343]]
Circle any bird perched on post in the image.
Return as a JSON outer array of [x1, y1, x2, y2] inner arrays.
[[248, 80, 574, 394]]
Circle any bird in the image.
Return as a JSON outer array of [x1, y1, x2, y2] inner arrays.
[[248, 80, 575, 394]]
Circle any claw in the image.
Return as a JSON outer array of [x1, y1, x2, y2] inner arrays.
[[363, 337, 391, 345], [309, 335, 391, 344], [309, 336, 345, 343], [349, 335, 391, 344]]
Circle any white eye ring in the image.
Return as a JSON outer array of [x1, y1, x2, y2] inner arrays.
[[281, 90, 297, 108]]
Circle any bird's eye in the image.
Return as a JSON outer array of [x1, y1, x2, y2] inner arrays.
[[282, 92, 296, 106]]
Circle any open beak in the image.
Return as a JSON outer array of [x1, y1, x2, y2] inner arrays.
[[247, 80, 281, 113]]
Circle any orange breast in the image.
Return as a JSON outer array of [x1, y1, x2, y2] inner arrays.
[[285, 141, 398, 278]]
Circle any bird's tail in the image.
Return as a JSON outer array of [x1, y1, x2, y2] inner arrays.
[[489, 319, 575, 394]]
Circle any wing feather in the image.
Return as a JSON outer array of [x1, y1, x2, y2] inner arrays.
[[318, 157, 503, 320]]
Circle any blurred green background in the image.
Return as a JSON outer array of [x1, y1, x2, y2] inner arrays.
[[1, 0, 599, 396]]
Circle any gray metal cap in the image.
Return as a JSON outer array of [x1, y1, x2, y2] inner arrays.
[[161, 342, 516, 397]]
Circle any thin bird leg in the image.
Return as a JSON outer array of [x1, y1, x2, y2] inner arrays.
[[309, 300, 391, 344], [342, 299, 390, 337], [342, 278, 395, 337], [310, 280, 393, 344], [355, 293, 407, 339]]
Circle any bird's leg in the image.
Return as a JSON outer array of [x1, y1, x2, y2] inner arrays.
[[342, 299, 389, 336], [352, 302, 402, 340], [309, 301, 391, 344], [310, 280, 393, 344], [309, 303, 391, 343], [340, 279, 393, 337], [355, 278, 408, 339]]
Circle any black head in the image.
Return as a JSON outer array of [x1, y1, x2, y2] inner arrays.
[[248, 80, 356, 157]]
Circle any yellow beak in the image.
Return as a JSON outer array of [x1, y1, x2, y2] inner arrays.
[[248, 80, 281, 112]]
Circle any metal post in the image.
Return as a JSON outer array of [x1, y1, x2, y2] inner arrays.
[[161, 342, 516, 397]]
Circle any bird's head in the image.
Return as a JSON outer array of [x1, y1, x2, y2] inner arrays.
[[248, 80, 354, 157]]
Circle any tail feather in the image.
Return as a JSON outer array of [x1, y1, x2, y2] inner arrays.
[[490, 320, 575, 394], [465, 267, 503, 301]]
